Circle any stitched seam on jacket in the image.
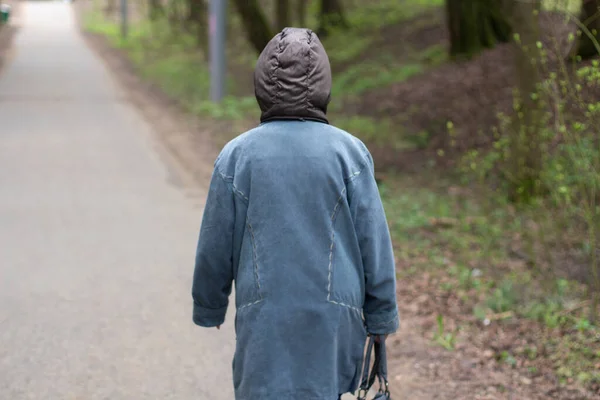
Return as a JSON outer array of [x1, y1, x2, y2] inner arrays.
[[270, 35, 285, 109], [327, 188, 361, 313], [239, 218, 263, 309], [232, 184, 249, 203], [304, 30, 312, 112], [217, 171, 249, 204], [217, 170, 233, 182], [326, 188, 345, 300], [345, 149, 374, 201], [238, 299, 263, 310], [343, 147, 372, 183], [329, 299, 361, 313], [329, 187, 346, 221], [344, 169, 362, 183]]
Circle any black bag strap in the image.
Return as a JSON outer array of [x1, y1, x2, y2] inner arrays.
[[359, 335, 376, 392], [375, 339, 390, 396], [357, 335, 391, 399]]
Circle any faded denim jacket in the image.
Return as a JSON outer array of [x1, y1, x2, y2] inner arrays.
[[192, 28, 399, 400]]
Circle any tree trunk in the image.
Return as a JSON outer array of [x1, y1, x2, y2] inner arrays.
[[296, 0, 307, 27], [148, 0, 164, 20], [275, 0, 290, 31], [187, 0, 208, 51], [446, 0, 512, 59], [507, 0, 544, 203], [317, 0, 348, 38], [576, 0, 600, 59], [233, 0, 274, 54]]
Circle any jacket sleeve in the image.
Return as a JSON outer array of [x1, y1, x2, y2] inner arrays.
[[191, 167, 235, 328], [349, 151, 399, 335]]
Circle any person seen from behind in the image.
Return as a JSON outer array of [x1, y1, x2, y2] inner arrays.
[[192, 27, 399, 400]]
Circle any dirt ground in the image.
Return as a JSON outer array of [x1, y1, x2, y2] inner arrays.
[[354, 11, 578, 173], [72, 5, 598, 400]]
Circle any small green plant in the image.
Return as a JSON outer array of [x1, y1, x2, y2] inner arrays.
[[524, 346, 538, 360], [449, 264, 483, 290], [575, 318, 593, 332], [433, 315, 457, 351], [486, 280, 517, 313], [498, 351, 517, 367], [523, 299, 565, 328], [473, 305, 488, 321], [528, 366, 538, 374], [440, 281, 455, 291]]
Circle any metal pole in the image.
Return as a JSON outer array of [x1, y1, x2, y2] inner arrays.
[[209, 0, 226, 102], [120, 0, 128, 39]]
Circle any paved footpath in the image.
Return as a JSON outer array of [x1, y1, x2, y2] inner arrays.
[[0, 2, 235, 399]]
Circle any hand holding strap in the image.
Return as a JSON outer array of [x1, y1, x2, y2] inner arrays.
[[357, 335, 391, 399]]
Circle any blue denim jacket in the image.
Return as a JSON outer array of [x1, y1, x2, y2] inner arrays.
[[192, 119, 399, 399]]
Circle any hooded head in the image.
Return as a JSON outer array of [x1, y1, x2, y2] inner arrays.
[[254, 28, 332, 124]]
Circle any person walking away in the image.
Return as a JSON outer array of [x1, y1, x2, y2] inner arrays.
[[191, 27, 399, 400]]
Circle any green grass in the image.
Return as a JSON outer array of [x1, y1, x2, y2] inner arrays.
[[346, 0, 444, 29], [325, 33, 375, 65], [334, 115, 434, 150], [379, 173, 599, 388], [330, 43, 446, 97], [542, 0, 581, 13], [332, 62, 424, 98], [85, 9, 258, 122]]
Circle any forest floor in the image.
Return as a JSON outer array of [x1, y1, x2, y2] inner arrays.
[[78, 0, 600, 398]]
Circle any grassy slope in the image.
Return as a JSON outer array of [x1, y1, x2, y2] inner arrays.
[[84, 0, 600, 391]]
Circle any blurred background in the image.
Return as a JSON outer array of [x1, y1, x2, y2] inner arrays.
[[4, 0, 600, 398]]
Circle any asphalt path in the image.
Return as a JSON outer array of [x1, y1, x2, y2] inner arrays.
[[0, 2, 235, 399]]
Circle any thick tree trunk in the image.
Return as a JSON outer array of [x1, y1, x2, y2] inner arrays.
[[446, 0, 511, 59], [233, 0, 274, 54], [275, 0, 290, 31], [576, 0, 600, 59], [508, 0, 544, 203], [187, 0, 208, 51], [317, 0, 348, 37], [296, 0, 307, 27]]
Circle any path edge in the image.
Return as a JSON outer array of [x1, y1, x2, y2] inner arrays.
[[72, 1, 219, 197]]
